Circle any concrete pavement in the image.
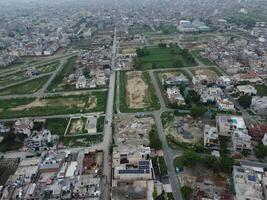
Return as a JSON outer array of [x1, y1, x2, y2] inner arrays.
[[101, 27, 117, 200]]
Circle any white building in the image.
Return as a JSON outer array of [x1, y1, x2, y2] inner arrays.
[[232, 165, 265, 200], [85, 116, 97, 133], [216, 115, 247, 137], [251, 96, 267, 115], [76, 75, 87, 89], [262, 134, 267, 146], [203, 125, 220, 149], [232, 131, 252, 152], [166, 87, 185, 106], [216, 115, 251, 152], [216, 98, 235, 111], [236, 85, 257, 96]]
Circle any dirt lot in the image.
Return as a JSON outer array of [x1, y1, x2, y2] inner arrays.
[[158, 71, 182, 80], [179, 165, 231, 200], [195, 69, 219, 79], [121, 48, 136, 54], [165, 116, 203, 144], [126, 71, 149, 108], [114, 115, 154, 146], [68, 118, 85, 135]]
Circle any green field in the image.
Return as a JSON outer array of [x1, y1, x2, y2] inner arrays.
[[134, 46, 197, 70], [37, 61, 60, 73], [47, 56, 77, 92], [0, 91, 107, 119], [0, 71, 29, 88], [97, 116, 105, 132], [0, 75, 50, 95], [255, 85, 267, 96], [119, 71, 160, 112], [47, 118, 69, 136]]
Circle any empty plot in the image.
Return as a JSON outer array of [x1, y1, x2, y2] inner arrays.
[[0, 91, 107, 118]]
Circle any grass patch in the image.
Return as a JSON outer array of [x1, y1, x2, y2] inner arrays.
[[47, 56, 77, 92], [61, 134, 103, 147], [47, 118, 69, 136], [149, 125, 162, 150], [134, 45, 197, 70], [152, 156, 168, 177], [119, 71, 160, 112], [0, 132, 26, 152], [255, 85, 267, 96], [0, 75, 50, 95], [97, 116, 105, 132], [0, 91, 107, 119], [0, 71, 28, 88], [37, 61, 60, 73]]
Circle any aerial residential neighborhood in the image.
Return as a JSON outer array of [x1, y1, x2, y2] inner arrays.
[[0, 0, 267, 200]]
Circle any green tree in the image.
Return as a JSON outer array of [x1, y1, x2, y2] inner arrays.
[[203, 155, 220, 172], [190, 106, 207, 118], [238, 95, 252, 109], [175, 59, 184, 67], [181, 150, 201, 167], [180, 186, 193, 200], [220, 156, 234, 174], [255, 144, 267, 159]]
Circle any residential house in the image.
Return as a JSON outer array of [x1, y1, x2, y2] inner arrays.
[[236, 85, 257, 96], [162, 74, 189, 86], [251, 96, 267, 115], [0, 123, 10, 133], [85, 117, 97, 134], [203, 125, 220, 150], [13, 118, 34, 137], [166, 87, 185, 106], [216, 98, 235, 111], [232, 165, 265, 200]]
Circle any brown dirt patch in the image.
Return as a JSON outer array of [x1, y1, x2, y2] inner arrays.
[[126, 71, 149, 108]]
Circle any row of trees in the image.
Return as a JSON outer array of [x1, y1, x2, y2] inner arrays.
[[179, 150, 234, 174], [136, 47, 150, 57]]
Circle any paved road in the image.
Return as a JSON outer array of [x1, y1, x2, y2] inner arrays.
[[101, 27, 117, 200]]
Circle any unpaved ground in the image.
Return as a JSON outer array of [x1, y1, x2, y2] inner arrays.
[[122, 48, 136, 54], [126, 71, 148, 108], [158, 71, 181, 80], [165, 116, 203, 144], [195, 69, 218, 79], [68, 118, 85, 135], [10, 96, 96, 111]]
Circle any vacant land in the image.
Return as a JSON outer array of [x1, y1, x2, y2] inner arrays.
[[62, 134, 103, 147], [47, 118, 69, 136], [0, 91, 107, 118], [0, 71, 28, 88], [134, 46, 197, 70], [67, 118, 86, 135], [120, 71, 160, 112], [193, 68, 220, 79], [0, 75, 50, 95], [47, 56, 77, 92]]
